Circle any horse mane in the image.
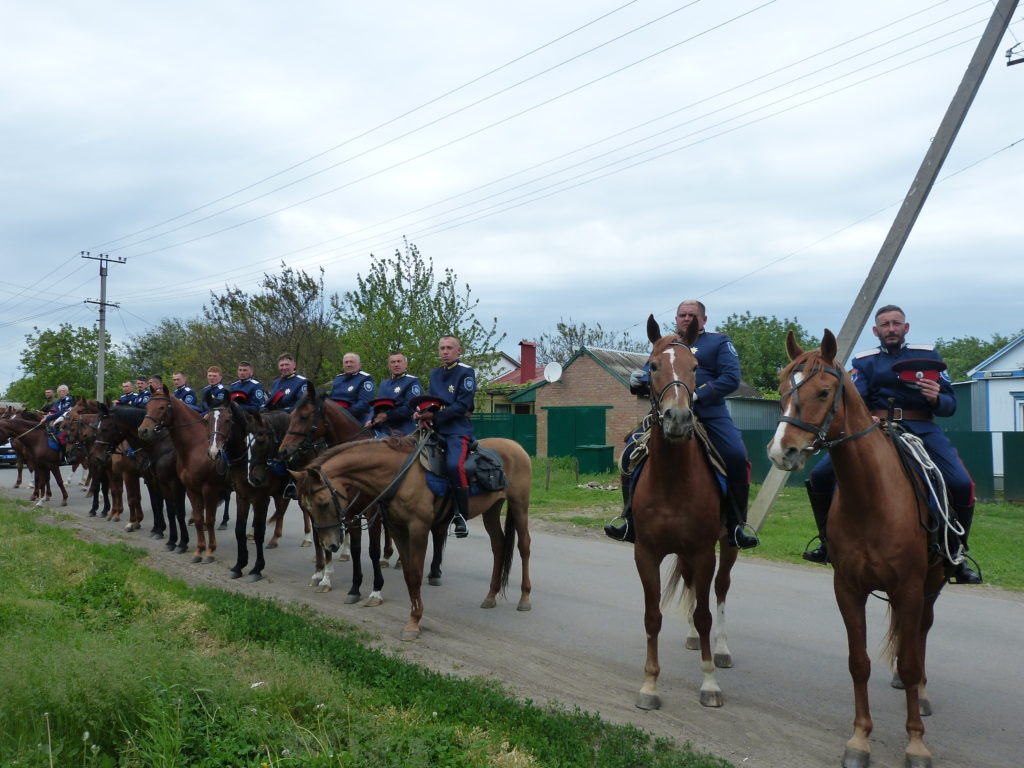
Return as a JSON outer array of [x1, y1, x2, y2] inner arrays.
[[311, 434, 417, 468], [110, 406, 146, 427], [779, 347, 834, 382]]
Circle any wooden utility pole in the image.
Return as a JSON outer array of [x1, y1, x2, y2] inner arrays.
[[82, 251, 126, 402], [749, 0, 1020, 531]]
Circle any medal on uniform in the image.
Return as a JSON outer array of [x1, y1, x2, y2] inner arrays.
[[448, 385, 455, 394], [690, 346, 698, 354]]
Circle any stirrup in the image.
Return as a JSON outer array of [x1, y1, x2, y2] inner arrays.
[[283, 481, 298, 500], [802, 535, 828, 564], [603, 515, 634, 543], [949, 554, 983, 585], [730, 523, 759, 550], [451, 514, 469, 539]]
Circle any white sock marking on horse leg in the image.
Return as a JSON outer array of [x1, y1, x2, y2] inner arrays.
[[714, 603, 731, 660]]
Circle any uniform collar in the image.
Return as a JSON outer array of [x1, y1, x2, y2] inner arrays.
[[879, 342, 907, 355], [443, 360, 460, 370]]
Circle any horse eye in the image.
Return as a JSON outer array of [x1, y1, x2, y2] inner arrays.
[[649, 362, 658, 372]]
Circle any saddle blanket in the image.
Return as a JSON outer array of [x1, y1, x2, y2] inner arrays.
[[424, 471, 493, 499]]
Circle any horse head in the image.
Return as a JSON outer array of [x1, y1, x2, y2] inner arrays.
[[645, 313, 699, 440], [245, 410, 278, 487], [288, 464, 348, 552], [205, 400, 242, 463], [768, 329, 849, 471], [278, 384, 320, 464], [139, 386, 173, 440]]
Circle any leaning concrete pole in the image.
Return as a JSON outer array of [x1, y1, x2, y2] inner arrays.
[[748, 0, 1020, 532]]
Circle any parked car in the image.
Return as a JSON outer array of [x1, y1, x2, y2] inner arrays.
[[0, 440, 17, 467]]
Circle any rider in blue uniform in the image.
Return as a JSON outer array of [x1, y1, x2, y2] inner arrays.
[[605, 300, 759, 549], [329, 353, 374, 424], [199, 366, 228, 413], [172, 371, 199, 411], [43, 384, 74, 452], [266, 354, 309, 413], [131, 377, 151, 407], [115, 381, 135, 406], [805, 304, 981, 584], [413, 335, 475, 538], [370, 352, 422, 436], [228, 361, 267, 414]]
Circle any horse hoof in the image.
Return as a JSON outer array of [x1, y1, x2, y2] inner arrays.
[[714, 653, 733, 669], [191, 556, 202, 563], [338, 553, 350, 562], [685, 636, 700, 651], [314, 584, 331, 593], [150, 532, 165, 540], [88, 511, 96, 517], [300, 540, 312, 548], [635, 692, 661, 711], [202, 556, 215, 565], [919, 699, 932, 717], [60, 500, 68, 507], [344, 594, 361, 605], [379, 560, 389, 568], [229, 570, 243, 579], [700, 689, 724, 708], [891, 671, 905, 689], [517, 601, 532, 612], [480, 598, 496, 609], [175, 546, 188, 554], [842, 747, 871, 768], [904, 753, 932, 768], [428, 576, 442, 587], [218, 523, 228, 531], [245, 573, 264, 583], [393, 560, 402, 570], [401, 629, 420, 641], [266, 541, 278, 549], [363, 597, 383, 607], [165, 543, 176, 551]]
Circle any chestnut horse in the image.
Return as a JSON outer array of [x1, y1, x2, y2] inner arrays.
[[767, 330, 946, 768], [62, 400, 113, 520], [0, 414, 69, 506], [140, 386, 228, 563], [630, 315, 738, 711], [292, 433, 532, 640]]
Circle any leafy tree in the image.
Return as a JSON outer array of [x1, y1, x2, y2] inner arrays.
[[122, 317, 206, 380], [331, 240, 505, 383], [3, 323, 131, 406], [535, 318, 647, 364], [935, 330, 1024, 382], [714, 312, 819, 396]]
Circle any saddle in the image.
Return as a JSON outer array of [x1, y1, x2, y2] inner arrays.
[[417, 433, 507, 496]]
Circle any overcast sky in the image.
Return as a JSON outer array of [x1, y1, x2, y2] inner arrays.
[[2, 0, 1022, 393]]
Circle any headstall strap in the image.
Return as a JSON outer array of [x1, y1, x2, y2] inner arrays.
[[780, 361, 877, 451]]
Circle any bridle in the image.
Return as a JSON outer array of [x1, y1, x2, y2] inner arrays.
[[282, 396, 373, 465], [647, 341, 696, 427], [779, 358, 877, 453]]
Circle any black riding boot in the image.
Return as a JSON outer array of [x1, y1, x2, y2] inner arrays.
[[803, 479, 831, 564], [604, 474, 635, 543], [950, 504, 982, 584], [451, 486, 469, 538], [724, 482, 759, 549]]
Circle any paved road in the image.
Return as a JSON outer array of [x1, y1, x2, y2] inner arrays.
[[5, 466, 1021, 768]]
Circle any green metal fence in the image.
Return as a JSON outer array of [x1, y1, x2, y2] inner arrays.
[[473, 413, 537, 456], [1002, 432, 1024, 503]]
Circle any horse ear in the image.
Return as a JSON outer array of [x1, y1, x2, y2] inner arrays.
[[647, 314, 661, 343], [785, 330, 803, 360], [821, 329, 838, 362], [307, 381, 317, 399], [99, 402, 109, 416], [678, 315, 698, 346]]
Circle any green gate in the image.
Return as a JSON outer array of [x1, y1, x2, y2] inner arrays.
[[544, 405, 611, 462], [473, 413, 537, 456], [1002, 432, 1024, 502]]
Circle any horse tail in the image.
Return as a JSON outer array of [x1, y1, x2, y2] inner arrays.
[[498, 503, 516, 598], [660, 556, 686, 609], [882, 604, 900, 669]]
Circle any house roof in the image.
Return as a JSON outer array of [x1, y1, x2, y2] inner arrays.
[[966, 333, 1024, 378], [507, 345, 762, 400]]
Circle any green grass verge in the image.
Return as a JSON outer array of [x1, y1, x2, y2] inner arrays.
[[0, 497, 731, 768], [526, 457, 1023, 591]]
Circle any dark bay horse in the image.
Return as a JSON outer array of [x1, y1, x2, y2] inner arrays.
[[279, 386, 404, 604], [63, 400, 112, 519], [292, 433, 533, 640], [140, 386, 227, 563], [93, 404, 183, 548], [0, 415, 69, 506], [629, 315, 737, 711], [767, 330, 946, 768], [205, 401, 292, 582]]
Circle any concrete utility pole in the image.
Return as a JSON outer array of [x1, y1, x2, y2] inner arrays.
[[82, 251, 126, 402], [748, 0, 1020, 531]]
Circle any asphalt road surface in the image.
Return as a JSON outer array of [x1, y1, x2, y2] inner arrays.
[[4, 466, 1021, 768]]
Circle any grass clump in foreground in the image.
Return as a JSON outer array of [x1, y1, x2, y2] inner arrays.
[[0, 498, 732, 768]]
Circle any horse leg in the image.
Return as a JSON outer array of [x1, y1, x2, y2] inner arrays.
[[393, 527, 428, 641], [365, 518, 385, 607], [174, 487, 189, 553], [712, 540, 738, 668], [125, 475, 143, 531], [835, 582, 873, 768], [187, 489, 206, 561], [345, 524, 364, 604], [634, 545, 665, 710], [50, 466, 68, 507], [266, 496, 287, 548], [301, 506, 314, 548], [892, 591, 932, 767], [247, 496, 269, 582], [101, 474, 111, 518], [148, 483, 166, 539], [230, 495, 251, 577], [479, 504, 505, 607], [427, 523, 446, 587], [691, 550, 723, 707], [382, 527, 394, 567], [510, 496, 532, 611]]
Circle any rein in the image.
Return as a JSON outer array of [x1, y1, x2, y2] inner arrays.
[[647, 341, 695, 426], [779, 361, 877, 453]]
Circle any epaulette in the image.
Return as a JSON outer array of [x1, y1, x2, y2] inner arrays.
[[456, 362, 472, 369], [907, 344, 935, 351], [853, 348, 881, 359]]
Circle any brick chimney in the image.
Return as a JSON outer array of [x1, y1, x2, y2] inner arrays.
[[519, 340, 537, 384]]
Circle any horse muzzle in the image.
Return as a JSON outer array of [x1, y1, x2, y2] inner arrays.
[[766, 439, 809, 472], [660, 407, 695, 440]]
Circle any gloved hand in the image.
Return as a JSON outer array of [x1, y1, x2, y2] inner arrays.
[[629, 369, 645, 389]]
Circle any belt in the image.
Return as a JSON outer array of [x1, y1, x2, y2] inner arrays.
[[871, 408, 932, 422]]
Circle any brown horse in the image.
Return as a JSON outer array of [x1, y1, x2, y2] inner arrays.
[[0, 414, 69, 506], [62, 400, 113, 520], [140, 386, 227, 563], [767, 330, 946, 768], [629, 315, 737, 711], [292, 432, 532, 640]]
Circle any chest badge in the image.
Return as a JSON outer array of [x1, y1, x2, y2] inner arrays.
[[448, 385, 455, 394]]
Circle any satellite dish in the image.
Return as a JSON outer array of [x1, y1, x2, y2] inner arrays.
[[543, 362, 563, 383]]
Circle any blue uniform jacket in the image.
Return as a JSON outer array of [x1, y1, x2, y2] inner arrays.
[[173, 384, 199, 411], [268, 373, 309, 413], [428, 362, 476, 437], [132, 389, 152, 407], [329, 371, 375, 423], [850, 343, 955, 428], [200, 382, 227, 413], [632, 330, 742, 420], [116, 393, 134, 406], [228, 378, 267, 413], [44, 394, 74, 422], [377, 374, 422, 435]]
